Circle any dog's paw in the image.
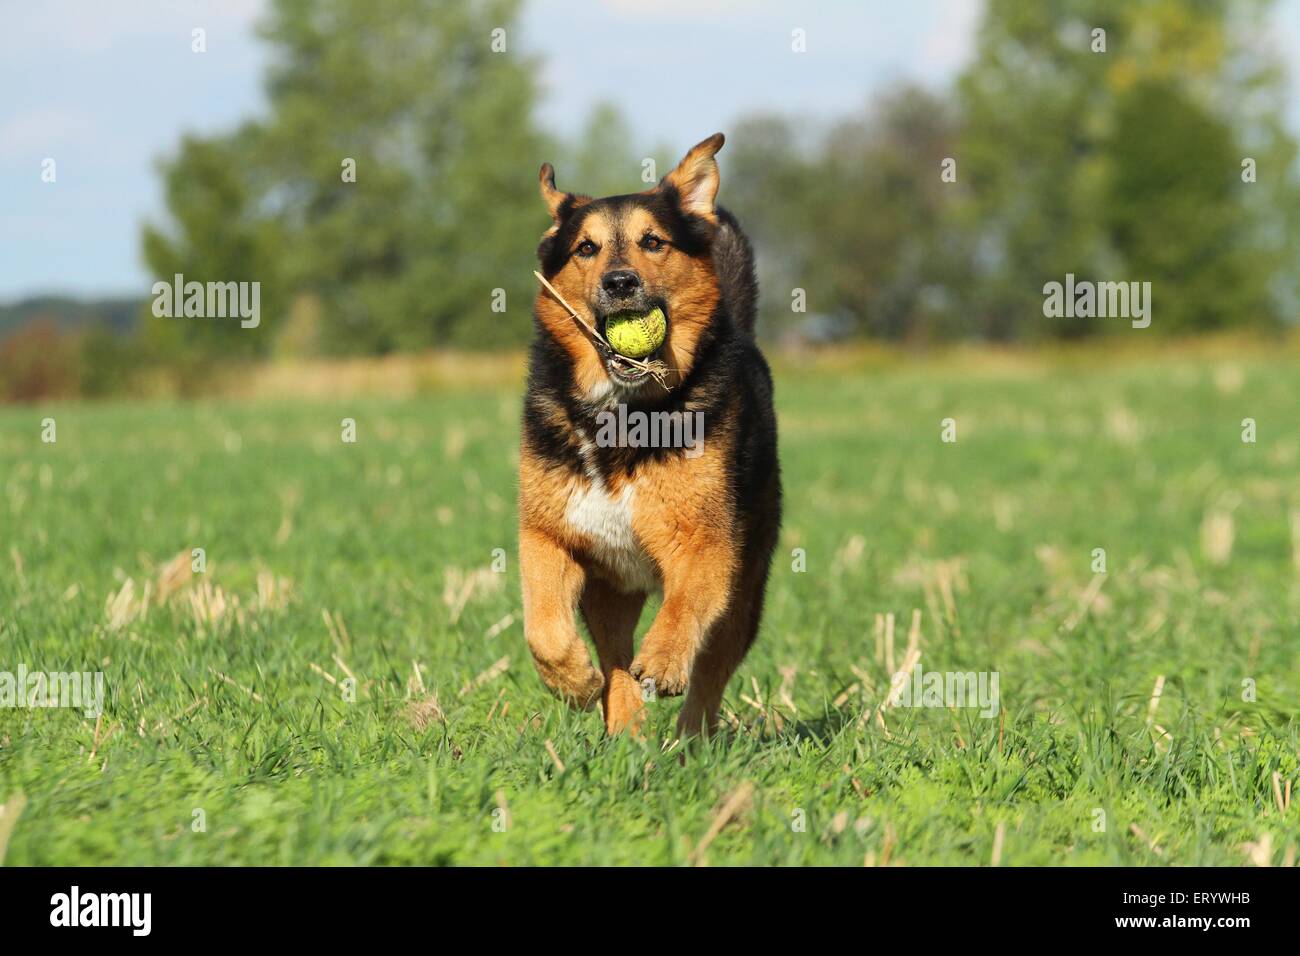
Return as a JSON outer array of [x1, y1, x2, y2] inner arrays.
[[629, 648, 689, 697], [602, 671, 648, 735], [532, 654, 604, 711], [564, 667, 606, 711]]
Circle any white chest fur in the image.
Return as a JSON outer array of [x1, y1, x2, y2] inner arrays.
[[565, 474, 660, 593]]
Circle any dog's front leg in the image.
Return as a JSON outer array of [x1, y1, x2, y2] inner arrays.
[[629, 542, 734, 697], [520, 527, 604, 708]]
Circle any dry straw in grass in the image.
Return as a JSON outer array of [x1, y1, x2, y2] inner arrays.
[[403, 693, 445, 731], [1146, 674, 1165, 724], [1271, 771, 1291, 816], [484, 612, 515, 640], [544, 739, 566, 775], [991, 821, 1006, 866], [1242, 832, 1273, 867], [0, 793, 28, 866], [104, 578, 150, 632], [1130, 823, 1164, 857], [155, 550, 192, 601], [208, 667, 263, 703], [1201, 508, 1235, 565], [459, 656, 510, 698], [689, 781, 754, 866], [442, 566, 502, 626]]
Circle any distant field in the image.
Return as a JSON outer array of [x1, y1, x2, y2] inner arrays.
[[1, 349, 1297, 865]]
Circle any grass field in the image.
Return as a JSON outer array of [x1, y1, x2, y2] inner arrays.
[[1, 348, 1298, 866]]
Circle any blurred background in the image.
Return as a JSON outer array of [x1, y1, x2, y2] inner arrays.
[[2, 0, 1298, 401]]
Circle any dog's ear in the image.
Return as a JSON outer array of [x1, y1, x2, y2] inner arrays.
[[662, 133, 724, 220], [539, 162, 568, 226]]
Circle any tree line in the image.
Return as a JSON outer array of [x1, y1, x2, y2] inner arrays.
[[5, 0, 1298, 399]]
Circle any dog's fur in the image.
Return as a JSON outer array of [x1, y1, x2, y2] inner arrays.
[[518, 133, 781, 737]]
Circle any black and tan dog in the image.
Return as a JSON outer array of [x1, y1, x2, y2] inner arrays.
[[519, 134, 781, 737]]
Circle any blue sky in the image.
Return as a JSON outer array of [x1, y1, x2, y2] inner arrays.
[[2, 0, 1298, 301]]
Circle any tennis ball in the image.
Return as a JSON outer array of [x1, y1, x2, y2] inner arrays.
[[604, 307, 666, 359]]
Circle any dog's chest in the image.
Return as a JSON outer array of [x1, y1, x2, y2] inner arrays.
[[564, 470, 660, 594]]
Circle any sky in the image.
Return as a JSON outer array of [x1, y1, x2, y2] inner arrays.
[[1, 0, 1298, 301]]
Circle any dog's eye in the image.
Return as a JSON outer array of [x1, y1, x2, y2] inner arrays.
[[641, 235, 665, 252], [575, 240, 598, 258]]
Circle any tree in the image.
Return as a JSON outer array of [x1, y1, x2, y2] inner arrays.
[[559, 103, 644, 199], [143, 0, 548, 355], [956, 0, 1299, 338], [1105, 79, 1270, 332], [140, 127, 284, 362], [726, 88, 967, 342]]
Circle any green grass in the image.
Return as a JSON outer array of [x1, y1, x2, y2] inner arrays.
[[1, 351, 1298, 866]]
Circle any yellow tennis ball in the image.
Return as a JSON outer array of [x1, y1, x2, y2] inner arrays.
[[605, 307, 666, 359]]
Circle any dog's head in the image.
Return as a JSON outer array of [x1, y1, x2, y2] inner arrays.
[[535, 133, 725, 401]]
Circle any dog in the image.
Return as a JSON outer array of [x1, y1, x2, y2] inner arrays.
[[519, 133, 781, 737]]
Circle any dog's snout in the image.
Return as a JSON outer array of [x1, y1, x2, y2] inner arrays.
[[601, 270, 642, 297]]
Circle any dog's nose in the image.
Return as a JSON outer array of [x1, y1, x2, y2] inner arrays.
[[601, 270, 642, 297]]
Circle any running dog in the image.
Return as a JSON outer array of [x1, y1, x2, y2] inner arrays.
[[519, 133, 781, 737]]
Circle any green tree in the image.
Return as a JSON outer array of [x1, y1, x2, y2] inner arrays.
[[143, 0, 547, 355], [1105, 79, 1270, 331], [956, 0, 1299, 338], [727, 88, 967, 341], [560, 103, 644, 199], [140, 127, 285, 361]]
